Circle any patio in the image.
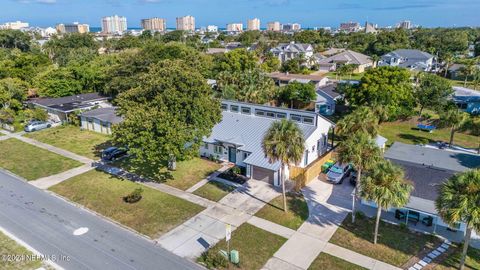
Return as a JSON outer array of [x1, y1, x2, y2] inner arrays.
[[358, 203, 466, 244]]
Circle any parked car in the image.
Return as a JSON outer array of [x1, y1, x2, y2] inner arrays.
[[102, 147, 128, 161], [326, 163, 352, 184], [24, 121, 51, 132]]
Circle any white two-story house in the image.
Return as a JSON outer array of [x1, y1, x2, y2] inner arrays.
[[200, 100, 334, 186], [270, 42, 314, 65]]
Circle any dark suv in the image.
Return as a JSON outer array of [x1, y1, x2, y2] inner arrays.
[[102, 147, 128, 161]]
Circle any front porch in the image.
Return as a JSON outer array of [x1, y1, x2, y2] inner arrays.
[[357, 203, 466, 244]]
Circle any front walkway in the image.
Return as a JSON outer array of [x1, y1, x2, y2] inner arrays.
[[157, 179, 280, 259], [30, 164, 95, 189]]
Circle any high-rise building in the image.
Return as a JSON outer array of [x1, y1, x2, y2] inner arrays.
[[101, 15, 127, 34], [206, 25, 218, 32], [227, 23, 243, 32], [282, 23, 301, 31], [141, 18, 166, 32], [267, 21, 281, 32], [0, 21, 29, 30], [339, 21, 361, 32], [398, 20, 412, 29], [247, 18, 260, 31], [176, 15, 195, 31], [56, 22, 90, 34]]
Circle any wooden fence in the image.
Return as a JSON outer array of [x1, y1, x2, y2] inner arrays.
[[290, 149, 336, 190]]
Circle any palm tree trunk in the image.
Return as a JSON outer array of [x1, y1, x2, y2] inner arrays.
[[444, 67, 448, 78], [459, 227, 472, 270], [374, 206, 382, 244], [449, 127, 455, 147], [352, 168, 362, 223], [281, 164, 288, 212], [464, 76, 468, 87]]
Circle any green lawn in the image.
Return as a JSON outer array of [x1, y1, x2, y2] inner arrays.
[[308, 252, 367, 270], [24, 125, 111, 160], [198, 223, 287, 270], [254, 193, 309, 230], [0, 231, 43, 270], [379, 119, 479, 149], [325, 71, 364, 81], [329, 213, 442, 267], [192, 181, 236, 202], [49, 170, 204, 238], [115, 157, 222, 191], [435, 246, 480, 270], [0, 139, 82, 180]]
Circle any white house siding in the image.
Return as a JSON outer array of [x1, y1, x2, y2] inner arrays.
[[200, 142, 251, 167], [80, 116, 112, 134]]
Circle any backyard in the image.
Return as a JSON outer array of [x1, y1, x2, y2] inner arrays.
[[24, 125, 111, 159], [254, 193, 309, 230], [325, 71, 364, 81], [114, 157, 222, 191], [197, 223, 287, 270], [192, 181, 237, 202], [379, 118, 479, 149], [308, 252, 367, 270], [329, 213, 442, 267], [0, 138, 82, 180], [0, 231, 43, 270], [49, 170, 204, 238]]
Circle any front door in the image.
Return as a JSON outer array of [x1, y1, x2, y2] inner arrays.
[[228, 147, 236, 163]]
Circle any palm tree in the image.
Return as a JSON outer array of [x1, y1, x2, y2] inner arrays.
[[370, 55, 381, 67], [336, 106, 380, 138], [440, 107, 469, 147], [442, 53, 454, 78], [436, 169, 480, 270], [360, 160, 413, 244], [262, 119, 305, 212], [337, 132, 382, 223], [460, 60, 477, 87]]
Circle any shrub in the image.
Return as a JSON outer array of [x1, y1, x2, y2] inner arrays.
[[354, 211, 366, 220], [232, 166, 241, 174], [399, 222, 409, 231], [199, 250, 228, 269], [123, 188, 143, 203]]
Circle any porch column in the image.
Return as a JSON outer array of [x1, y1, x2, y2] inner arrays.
[[331, 127, 335, 149], [406, 209, 410, 225], [433, 216, 437, 234]]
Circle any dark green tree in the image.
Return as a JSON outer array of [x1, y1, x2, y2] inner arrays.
[[416, 73, 453, 115]]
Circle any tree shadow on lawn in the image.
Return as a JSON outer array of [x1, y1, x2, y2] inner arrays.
[[398, 133, 435, 145], [112, 158, 174, 184], [93, 140, 114, 159]]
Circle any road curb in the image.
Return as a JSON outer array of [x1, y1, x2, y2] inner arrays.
[[0, 225, 65, 270]]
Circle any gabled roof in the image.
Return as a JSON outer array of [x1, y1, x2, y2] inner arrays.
[[317, 50, 372, 66], [80, 107, 123, 124], [271, 42, 313, 53], [382, 49, 433, 62]]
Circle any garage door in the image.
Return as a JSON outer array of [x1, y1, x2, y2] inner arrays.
[[252, 166, 275, 184]]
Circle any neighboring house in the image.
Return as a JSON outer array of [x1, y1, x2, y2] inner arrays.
[[362, 142, 480, 239], [267, 72, 329, 88], [270, 42, 314, 65], [453, 86, 480, 115], [317, 49, 374, 73], [200, 100, 335, 186], [28, 93, 110, 123], [378, 49, 434, 72], [315, 83, 342, 115], [375, 135, 388, 152], [79, 107, 123, 135], [320, 48, 347, 57], [448, 63, 480, 79]]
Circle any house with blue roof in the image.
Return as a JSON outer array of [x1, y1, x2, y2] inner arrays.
[[200, 100, 335, 186], [453, 86, 480, 115]]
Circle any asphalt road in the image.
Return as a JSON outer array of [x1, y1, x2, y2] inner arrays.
[[0, 170, 203, 270]]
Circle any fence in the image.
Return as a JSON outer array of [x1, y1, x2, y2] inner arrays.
[[290, 149, 336, 190]]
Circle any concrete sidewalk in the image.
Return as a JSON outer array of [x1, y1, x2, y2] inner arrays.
[[157, 179, 280, 259], [30, 164, 95, 189], [0, 130, 93, 164]]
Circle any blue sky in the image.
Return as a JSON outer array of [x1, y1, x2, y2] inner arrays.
[[3, 0, 480, 28]]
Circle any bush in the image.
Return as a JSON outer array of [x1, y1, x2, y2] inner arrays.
[[232, 166, 241, 174], [123, 188, 143, 203], [399, 222, 409, 231], [199, 250, 228, 269], [354, 211, 366, 220]]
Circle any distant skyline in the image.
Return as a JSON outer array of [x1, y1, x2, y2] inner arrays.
[[2, 0, 480, 28]]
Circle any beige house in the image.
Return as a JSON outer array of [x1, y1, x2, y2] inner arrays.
[[317, 49, 374, 73]]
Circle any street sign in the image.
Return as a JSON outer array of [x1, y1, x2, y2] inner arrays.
[[225, 224, 232, 241]]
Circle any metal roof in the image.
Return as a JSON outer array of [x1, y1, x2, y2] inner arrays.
[[204, 111, 318, 170], [80, 107, 123, 124]]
